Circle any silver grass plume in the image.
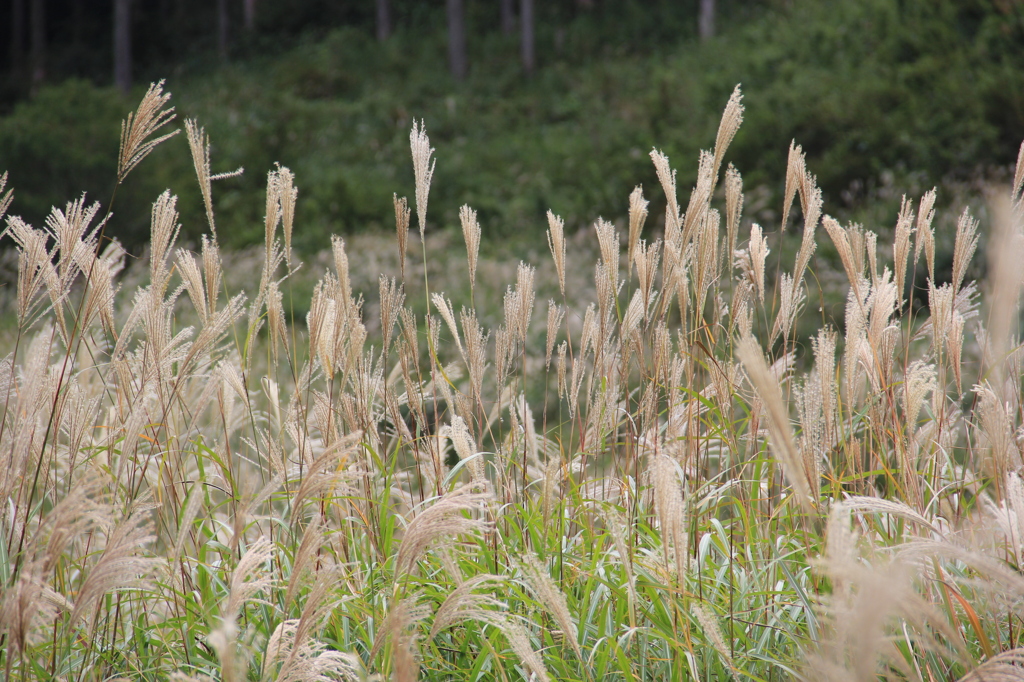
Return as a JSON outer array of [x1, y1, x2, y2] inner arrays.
[[149, 191, 181, 300], [379, 275, 405, 356], [811, 327, 839, 448], [627, 185, 649, 267], [4, 216, 55, 325], [791, 169, 821, 295], [519, 553, 582, 660], [805, 506, 934, 682], [770, 272, 804, 344], [118, 80, 178, 183], [277, 165, 297, 262], [410, 119, 435, 237], [749, 222, 769, 303], [621, 288, 646, 352], [512, 262, 536, 344], [428, 574, 507, 639], [431, 292, 463, 357], [958, 648, 1024, 682], [990, 472, 1024, 567], [460, 307, 488, 407], [394, 194, 410, 279], [595, 218, 619, 293], [283, 516, 325, 611], [914, 189, 938, 282], [267, 570, 355, 682], [823, 216, 864, 302], [651, 149, 681, 245], [650, 452, 689, 579], [394, 487, 492, 578], [725, 164, 743, 272], [70, 505, 162, 633], [692, 602, 734, 672], [952, 207, 979, 295], [633, 238, 661, 312], [546, 210, 567, 295], [710, 84, 744, 192], [737, 335, 815, 512], [367, 595, 430, 681], [0, 171, 11, 220], [450, 414, 485, 481], [780, 140, 805, 232], [184, 119, 243, 238], [267, 278, 287, 361], [680, 150, 715, 248], [893, 196, 915, 306], [949, 311, 965, 394], [460, 204, 481, 296]]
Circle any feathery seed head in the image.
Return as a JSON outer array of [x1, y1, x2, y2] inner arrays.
[[725, 164, 743, 269], [595, 218, 619, 292], [749, 223, 768, 303], [118, 80, 178, 183], [711, 84, 744, 188], [952, 207, 979, 295], [394, 194, 410, 279], [627, 185, 649, 266], [546, 210, 566, 295], [915, 188, 938, 281], [410, 120, 435, 236], [651, 149, 681, 244], [460, 204, 481, 295], [737, 335, 814, 511], [780, 141, 805, 231]]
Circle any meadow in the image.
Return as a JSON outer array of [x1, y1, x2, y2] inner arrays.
[[0, 81, 1023, 681]]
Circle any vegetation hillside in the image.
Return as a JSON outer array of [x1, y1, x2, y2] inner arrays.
[[1, 0, 1022, 252]]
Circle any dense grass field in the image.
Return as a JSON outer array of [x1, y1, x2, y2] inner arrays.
[[1, 81, 1023, 681]]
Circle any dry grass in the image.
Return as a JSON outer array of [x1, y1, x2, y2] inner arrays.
[[1, 82, 1024, 681]]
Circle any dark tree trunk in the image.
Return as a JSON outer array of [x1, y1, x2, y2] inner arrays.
[[217, 0, 229, 60], [500, 0, 514, 36], [446, 0, 467, 81], [10, 0, 25, 79], [520, 0, 534, 74], [243, 0, 256, 31], [699, 0, 715, 41], [376, 0, 391, 41], [30, 0, 45, 86], [114, 0, 131, 93]]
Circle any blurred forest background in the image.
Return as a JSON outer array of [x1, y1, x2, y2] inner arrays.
[[1, 0, 1023, 253]]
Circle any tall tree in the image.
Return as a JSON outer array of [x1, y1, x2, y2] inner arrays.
[[520, 0, 534, 74], [376, 0, 391, 41], [447, 0, 467, 81], [114, 0, 131, 93], [10, 0, 25, 80], [243, 0, 256, 31], [217, 0, 229, 60], [30, 0, 45, 86], [699, 0, 715, 41], [500, 0, 514, 36]]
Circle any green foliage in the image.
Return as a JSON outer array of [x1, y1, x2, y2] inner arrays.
[[2, 0, 1022, 253]]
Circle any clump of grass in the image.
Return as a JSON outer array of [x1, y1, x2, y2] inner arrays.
[[1, 82, 1024, 681]]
